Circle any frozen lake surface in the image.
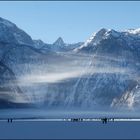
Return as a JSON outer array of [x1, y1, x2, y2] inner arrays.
[[0, 108, 140, 139], [0, 121, 140, 139]]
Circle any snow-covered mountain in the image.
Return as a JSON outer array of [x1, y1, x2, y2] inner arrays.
[[0, 17, 81, 108], [43, 28, 140, 110], [70, 28, 140, 110], [74, 28, 140, 53], [0, 16, 140, 111]]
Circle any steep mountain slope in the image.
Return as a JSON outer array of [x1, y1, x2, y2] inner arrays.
[[0, 61, 29, 108], [0, 17, 51, 106], [69, 28, 140, 110]]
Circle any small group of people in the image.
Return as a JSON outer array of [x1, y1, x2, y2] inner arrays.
[[71, 118, 83, 122], [7, 118, 13, 123], [101, 117, 115, 124], [101, 118, 108, 124]]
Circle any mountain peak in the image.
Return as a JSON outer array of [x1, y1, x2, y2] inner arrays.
[[97, 28, 108, 34], [53, 37, 65, 46], [74, 28, 121, 52], [79, 28, 109, 48]]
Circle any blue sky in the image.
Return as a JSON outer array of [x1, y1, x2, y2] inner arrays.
[[0, 1, 140, 43]]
